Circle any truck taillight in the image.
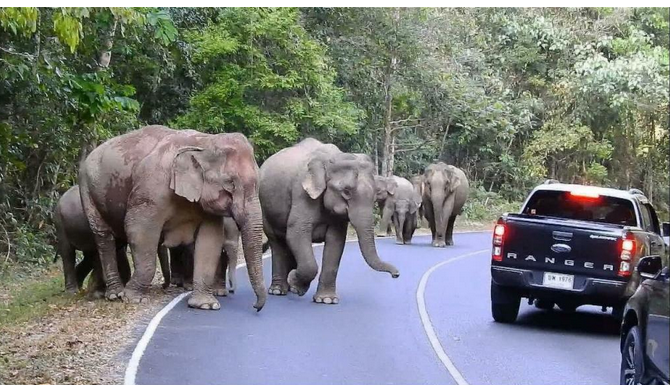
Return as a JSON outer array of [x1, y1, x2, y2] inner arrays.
[[492, 220, 506, 262], [618, 232, 636, 277]]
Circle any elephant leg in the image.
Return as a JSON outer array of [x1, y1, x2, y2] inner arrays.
[[313, 223, 347, 304], [85, 251, 106, 300], [59, 240, 79, 294], [188, 219, 225, 310], [393, 214, 403, 245], [446, 215, 457, 246], [213, 251, 228, 297], [223, 242, 238, 294], [116, 245, 131, 285], [124, 210, 164, 303], [75, 251, 94, 290], [286, 224, 318, 296], [157, 246, 170, 289], [169, 247, 185, 287], [183, 244, 194, 291], [81, 188, 124, 300], [268, 237, 294, 295], [378, 204, 394, 237], [221, 220, 239, 293], [404, 215, 416, 244]]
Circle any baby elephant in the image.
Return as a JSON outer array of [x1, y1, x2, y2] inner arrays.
[[170, 217, 240, 296], [54, 185, 169, 296], [375, 176, 422, 244]]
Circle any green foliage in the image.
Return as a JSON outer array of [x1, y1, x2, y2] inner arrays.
[[0, 7, 668, 267], [176, 8, 361, 159]]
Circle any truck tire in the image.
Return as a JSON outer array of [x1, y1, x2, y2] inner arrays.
[[491, 282, 520, 323]]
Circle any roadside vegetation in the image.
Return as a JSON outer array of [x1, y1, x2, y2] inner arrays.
[[0, 7, 667, 384]]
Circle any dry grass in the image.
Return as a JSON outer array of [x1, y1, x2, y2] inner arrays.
[[0, 265, 180, 385]]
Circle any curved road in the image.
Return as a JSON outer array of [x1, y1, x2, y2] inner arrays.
[[128, 232, 621, 385]]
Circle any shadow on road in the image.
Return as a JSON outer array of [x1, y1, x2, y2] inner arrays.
[[512, 307, 621, 336]]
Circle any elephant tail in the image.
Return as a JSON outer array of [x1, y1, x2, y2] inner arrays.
[[262, 240, 270, 254]]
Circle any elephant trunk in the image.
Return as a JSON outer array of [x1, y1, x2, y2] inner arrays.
[[350, 209, 399, 278], [236, 194, 267, 311], [431, 191, 449, 240]]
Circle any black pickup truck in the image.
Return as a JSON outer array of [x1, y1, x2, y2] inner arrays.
[[490, 181, 668, 323]]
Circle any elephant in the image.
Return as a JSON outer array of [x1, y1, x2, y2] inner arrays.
[[170, 217, 240, 295], [78, 125, 266, 311], [53, 185, 169, 297], [422, 162, 469, 247], [260, 138, 399, 305], [374, 175, 398, 237], [410, 175, 425, 225], [388, 176, 422, 245]]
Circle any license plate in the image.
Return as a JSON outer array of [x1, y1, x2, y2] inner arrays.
[[542, 272, 574, 290]]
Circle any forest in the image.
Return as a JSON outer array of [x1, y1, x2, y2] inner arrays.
[[1, 7, 668, 267]]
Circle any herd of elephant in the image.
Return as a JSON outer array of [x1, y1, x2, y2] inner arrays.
[[54, 125, 469, 311]]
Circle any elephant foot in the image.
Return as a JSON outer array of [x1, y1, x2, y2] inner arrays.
[[87, 289, 105, 300], [432, 240, 447, 248], [183, 282, 194, 291], [376, 232, 387, 238], [65, 287, 79, 295], [446, 239, 454, 246], [122, 288, 149, 304], [188, 293, 220, 310], [105, 283, 125, 301], [395, 239, 404, 245], [172, 277, 184, 288], [287, 270, 310, 296], [268, 282, 288, 296], [313, 290, 339, 305], [213, 287, 229, 297]]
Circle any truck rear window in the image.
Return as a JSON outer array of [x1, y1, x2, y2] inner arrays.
[[523, 190, 637, 226]]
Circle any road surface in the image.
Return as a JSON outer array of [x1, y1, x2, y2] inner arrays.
[[128, 232, 621, 385]]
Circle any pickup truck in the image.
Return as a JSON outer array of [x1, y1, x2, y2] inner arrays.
[[490, 181, 668, 324]]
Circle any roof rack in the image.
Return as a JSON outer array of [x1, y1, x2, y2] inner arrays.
[[628, 188, 645, 196], [543, 179, 560, 184]]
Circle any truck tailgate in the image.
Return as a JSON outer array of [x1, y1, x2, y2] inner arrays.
[[500, 215, 625, 280]]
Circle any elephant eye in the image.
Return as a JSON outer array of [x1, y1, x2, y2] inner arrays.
[[342, 187, 352, 200]]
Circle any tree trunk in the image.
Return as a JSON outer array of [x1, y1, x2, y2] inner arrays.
[[98, 16, 118, 70]]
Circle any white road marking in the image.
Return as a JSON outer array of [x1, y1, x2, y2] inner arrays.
[[416, 249, 489, 385], [124, 230, 491, 385], [124, 252, 271, 385]]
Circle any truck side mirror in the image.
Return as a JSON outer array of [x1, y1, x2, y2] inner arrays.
[[662, 222, 670, 237], [637, 256, 663, 279]]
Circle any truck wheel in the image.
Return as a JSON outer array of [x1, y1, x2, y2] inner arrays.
[[534, 299, 554, 310], [491, 283, 520, 323]]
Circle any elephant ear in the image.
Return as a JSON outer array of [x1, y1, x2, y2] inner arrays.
[[302, 156, 327, 199], [170, 147, 206, 202], [447, 166, 461, 193], [387, 178, 398, 196]]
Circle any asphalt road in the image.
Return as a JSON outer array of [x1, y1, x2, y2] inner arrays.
[[130, 232, 622, 385]]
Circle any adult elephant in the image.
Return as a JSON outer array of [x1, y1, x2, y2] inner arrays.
[[54, 185, 170, 297], [422, 163, 469, 247], [260, 138, 399, 304], [374, 175, 397, 237], [79, 125, 266, 311]]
